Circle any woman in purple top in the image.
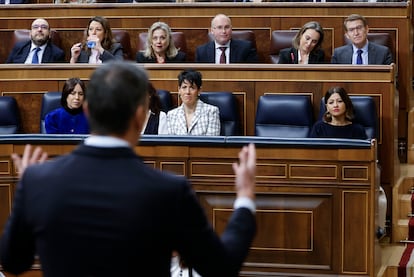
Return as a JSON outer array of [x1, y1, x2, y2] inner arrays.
[[45, 77, 89, 134], [310, 86, 367, 139]]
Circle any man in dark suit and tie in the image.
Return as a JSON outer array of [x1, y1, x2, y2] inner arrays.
[[6, 18, 65, 64], [0, 61, 257, 277], [195, 14, 258, 63], [331, 14, 393, 65]]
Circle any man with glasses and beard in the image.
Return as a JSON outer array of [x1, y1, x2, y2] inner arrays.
[[6, 18, 65, 64]]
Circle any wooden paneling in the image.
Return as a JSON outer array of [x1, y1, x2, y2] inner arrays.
[[0, 136, 378, 277]]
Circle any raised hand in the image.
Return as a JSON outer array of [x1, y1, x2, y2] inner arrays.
[[232, 143, 256, 200], [11, 144, 48, 178]]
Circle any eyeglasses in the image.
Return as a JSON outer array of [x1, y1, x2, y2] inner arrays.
[[31, 24, 49, 30], [347, 25, 365, 33], [213, 25, 232, 31]]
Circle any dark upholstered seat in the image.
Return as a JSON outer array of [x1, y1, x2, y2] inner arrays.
[[255, 94, 313, 138], [137, 32, 188, 55], [0, 96, 20, 134], [40, 92, 62, 133], [156, 89, 173, 113], [208, 30, 257, 50], [269, 30, 297, 64], [11, 29, 62, 52], [199, 92, 240, 136], [112, 29, 133, 60], [318, 96, 378, 139]]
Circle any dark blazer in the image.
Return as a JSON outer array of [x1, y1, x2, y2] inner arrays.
[[278, 47, 325, 64], [0, 144, 256, 277], [195, 39, 258, 63], [6, 40, 65, 63], [331, 41, 393, 65], [76, 42, 124, 63], [136, 51, 186, 63]]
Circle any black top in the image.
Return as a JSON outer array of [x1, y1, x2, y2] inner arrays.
[[310, 121, 368, 140], [278, 47, 325, 64]]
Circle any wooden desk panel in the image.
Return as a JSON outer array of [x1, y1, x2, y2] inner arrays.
[[0, 137, 378, 276]]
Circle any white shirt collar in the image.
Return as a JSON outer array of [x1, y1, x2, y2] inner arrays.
[[30, 42, 46, 52], [214, 40, 231, 49], [84, 135, 130, 148]]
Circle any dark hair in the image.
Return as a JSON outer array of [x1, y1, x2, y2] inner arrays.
[[86, 61, 149, 135], [344, 14, 368, 31], [148, 82, 161, 115], [293, 21, 324, 52], [323, 86, 355, 122], [61, 77, 86, 109], [83, 16, 115, 52], [178, 69, 202, 89]]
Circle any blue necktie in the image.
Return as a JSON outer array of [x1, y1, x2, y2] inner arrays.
[[31, 47, 41, 64], [356, 49, 363, 65]]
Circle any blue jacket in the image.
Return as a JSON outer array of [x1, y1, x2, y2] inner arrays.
[[45, 107, 89, 134]]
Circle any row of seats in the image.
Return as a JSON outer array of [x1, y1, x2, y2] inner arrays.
[[11, 29, 393, 62], [0, 93, 378, 138]]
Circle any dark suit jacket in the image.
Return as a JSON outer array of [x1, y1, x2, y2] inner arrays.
[[195, 39, 258, 63], [6, 40, 65, 63], [136, 51, 186, 63], [76, 43, 124, 63], [331, 41, 393, 65], [278, 47, 325, 64], [0, 144, 256, 277]]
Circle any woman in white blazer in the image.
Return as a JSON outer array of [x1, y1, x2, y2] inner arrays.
[[167, 69, 220, 136]]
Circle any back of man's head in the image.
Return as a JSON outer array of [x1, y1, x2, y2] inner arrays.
[[86, 61, 149, 135]]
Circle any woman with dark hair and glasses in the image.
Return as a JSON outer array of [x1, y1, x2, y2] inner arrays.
[[278, 21, 325, 64], [70, 16, 123, 64], [310, 86, 367, 139], [45, 77, 89, 134]]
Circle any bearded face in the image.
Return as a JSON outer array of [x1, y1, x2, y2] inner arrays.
[[30, 19, 50, 46]]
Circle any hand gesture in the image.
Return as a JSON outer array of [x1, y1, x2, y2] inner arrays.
[[70, 42, 82, 63], [11, 144, 48, 178], [232, 143, 256, 200]]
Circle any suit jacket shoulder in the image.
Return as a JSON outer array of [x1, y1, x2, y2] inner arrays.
[[195, 41, 215, 63], [229, 39, 258, 63]]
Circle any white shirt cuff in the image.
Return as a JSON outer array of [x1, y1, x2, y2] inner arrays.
[[234, 196, 256, 214]]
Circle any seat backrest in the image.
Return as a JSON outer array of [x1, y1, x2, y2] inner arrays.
[[199, 92, 240, 136], [318, 96, 378, 139], [255, 94, 313, 138], [137, 32, 187, 55], [112, 29, 133, 60], [208, 30, 257, 50], [40, 92, 62, 133], [11, 29, 62, 50], [269, 30, 297, 64], [0, 96, 20, 134], [156, 89, 173, 113]]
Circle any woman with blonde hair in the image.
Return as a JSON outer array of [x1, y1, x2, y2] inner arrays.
[[136, 22, 186, 63]]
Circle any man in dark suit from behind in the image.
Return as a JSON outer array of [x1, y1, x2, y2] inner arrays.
[[6, 18, 65, 64], [195, 14, 259, 63], [0, 61, 257, 277], [331, 13, 393, 65]]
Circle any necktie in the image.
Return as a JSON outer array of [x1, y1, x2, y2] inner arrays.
[[31, 47, 41, 64], [219, 47, 227, 64], [356, 49, 363, 65]]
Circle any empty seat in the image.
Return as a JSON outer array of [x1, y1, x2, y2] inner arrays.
[[40, 92, 62, 133], [199, 92, 240, 136], [208, 30, 257, 50], [269, 30, 297, 64], [137, 32, 188, 55], [156, 89, 173, 113], [318, 96, 378, 139], [255, 94, 313, 138], [112, 29, 133, 61], [0, 96, 20, 134]]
